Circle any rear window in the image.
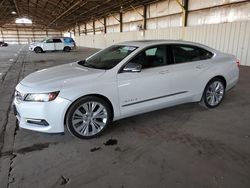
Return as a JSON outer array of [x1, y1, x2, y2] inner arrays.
[[171, 45, 213, 64], [63, 38, 74, 43]]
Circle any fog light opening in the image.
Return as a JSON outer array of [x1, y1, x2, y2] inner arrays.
[[26, 119, 49, 126]]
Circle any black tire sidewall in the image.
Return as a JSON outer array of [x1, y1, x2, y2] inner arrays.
[[203, 78, 225, 108], [66, 96, 112, 139], [64, 46, 70, 52], [34, 47, 42, 53]]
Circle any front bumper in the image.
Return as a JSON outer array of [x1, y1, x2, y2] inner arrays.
[[13, 96, 71, 133]]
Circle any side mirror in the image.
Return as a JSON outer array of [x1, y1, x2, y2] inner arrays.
[[123, 62, 142, 73]]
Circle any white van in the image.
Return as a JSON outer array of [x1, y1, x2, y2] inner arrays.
[[29, 37, 76, 53]]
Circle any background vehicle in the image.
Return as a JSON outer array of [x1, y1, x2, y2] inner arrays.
[[0, 41, 8, 47], [14, 40, 239, 139], [29, 37, 76, 53]]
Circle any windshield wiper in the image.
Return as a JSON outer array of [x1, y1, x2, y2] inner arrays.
[[85, 63, 99, 69], [78, 60, 106, 70], [78, 60, 100, 69], [78, 60, 85, 66]]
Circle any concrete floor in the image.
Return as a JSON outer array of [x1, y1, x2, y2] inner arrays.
[[0, 45, 250, 188]]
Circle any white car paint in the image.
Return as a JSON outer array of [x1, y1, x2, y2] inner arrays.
[[29, 37, 75, 52], [14, 40, 239, 133]]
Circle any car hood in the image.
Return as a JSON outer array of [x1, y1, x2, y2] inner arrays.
[[30, 42, 39, 46], [19, 62, 105, 92]]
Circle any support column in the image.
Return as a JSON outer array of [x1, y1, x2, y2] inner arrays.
[[93, 20, 95, 35], [78, 24, 80, 36], [104, 17, 107, 34], [73, 26, 76, 36], [119, 12, 123, 32], [176, 0, 189, 27], [0, 27, 4, 41], [143, 5, 147, 30], [32, 27, 35, 43], [183, 0, 188, 27], [16, 27, 20, 45], [84, 23, 87, 35]]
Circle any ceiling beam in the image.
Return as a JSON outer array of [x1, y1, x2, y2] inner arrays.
[[13, 0, 21, 17], [48, 0, 83, 27], [0, 0, 7, 9]]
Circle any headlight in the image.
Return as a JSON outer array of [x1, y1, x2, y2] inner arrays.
[[24, 91, 59, 102]]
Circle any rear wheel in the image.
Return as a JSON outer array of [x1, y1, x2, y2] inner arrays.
[[201, 78, 225, 108], [34, 47, 43, 53], [63, 46, 71, 52], [66, 96, 112, 139]]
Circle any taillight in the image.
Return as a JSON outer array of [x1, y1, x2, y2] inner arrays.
[[236, 59, 240, 67]]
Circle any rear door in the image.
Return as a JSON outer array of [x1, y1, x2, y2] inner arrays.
[[53, 38, 64, 50], [117, 45, 183, 116], [167, 44, 214, 98]]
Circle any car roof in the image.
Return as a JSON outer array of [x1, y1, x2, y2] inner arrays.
[[45, 37, 73, 39], [118, 40, 218, 53]]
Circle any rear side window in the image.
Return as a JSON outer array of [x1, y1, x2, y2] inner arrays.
[[53, 39, 62, 43], [171, 45, 213, 64]]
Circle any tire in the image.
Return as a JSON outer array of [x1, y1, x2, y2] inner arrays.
[[34, 47, 43, 53], [66, 96, 112, 139], [63, 46, 71, 52], [200, 78, 225, 108]]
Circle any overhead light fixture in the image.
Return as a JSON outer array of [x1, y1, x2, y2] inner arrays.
[[15, 18, 32, 24], [11, 11, 17, 15]]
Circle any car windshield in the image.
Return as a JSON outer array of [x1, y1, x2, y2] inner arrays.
[[40, 38, 47, 43], [78, 45, 137, 69]]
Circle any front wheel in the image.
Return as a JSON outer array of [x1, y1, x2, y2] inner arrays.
[[34, 47, 43, 53], [66, 96, 112, 139], [201, 78, 225, 108]]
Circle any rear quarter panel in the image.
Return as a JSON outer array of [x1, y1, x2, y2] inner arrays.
[[201, 54, 239, 95]]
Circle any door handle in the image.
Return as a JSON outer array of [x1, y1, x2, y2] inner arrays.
[[159, 70, 169, 74]]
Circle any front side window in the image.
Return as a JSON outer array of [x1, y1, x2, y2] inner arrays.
[[171, 45, 213, 64], [46, 39, 53, 43], [130, 45, 167, 69], [78, 45, 137, 70]]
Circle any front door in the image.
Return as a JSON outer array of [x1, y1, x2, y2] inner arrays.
[[43, 38, 55, 51]]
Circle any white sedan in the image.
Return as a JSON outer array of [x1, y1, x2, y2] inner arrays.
[[14, 40, 239, 139]]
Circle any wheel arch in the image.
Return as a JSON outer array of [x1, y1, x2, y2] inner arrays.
[[200, 75, 227, 101], [34, 46, 43, 52], [64, 93, 114, 125], [209, 75, 227, 88], [63, 46, 71, 50]]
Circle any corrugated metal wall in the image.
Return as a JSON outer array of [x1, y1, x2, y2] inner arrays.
[[0, 28, 62, 44], [75, 20, 250, 66], [74, 0, 250, 66]]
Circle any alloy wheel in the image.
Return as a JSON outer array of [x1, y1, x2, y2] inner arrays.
[[206, 81, 224, 106], [71, 101, 108, 137]]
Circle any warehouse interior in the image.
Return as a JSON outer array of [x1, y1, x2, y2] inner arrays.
[[0, 0, 250, 188]]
